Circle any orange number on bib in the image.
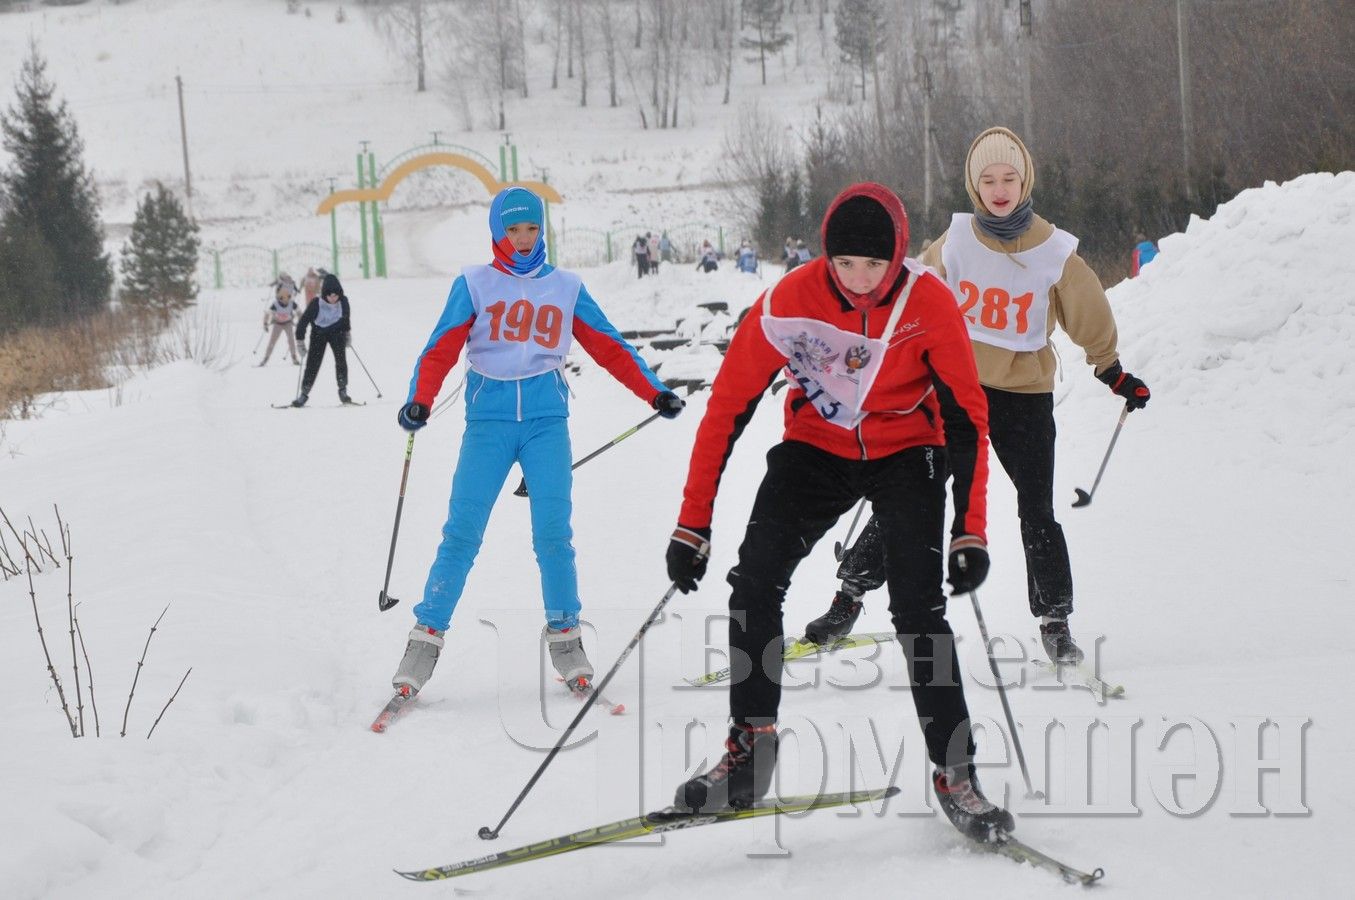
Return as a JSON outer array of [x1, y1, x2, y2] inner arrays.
[[957, 282, 1035, 335], [486, 299, 567, 347]]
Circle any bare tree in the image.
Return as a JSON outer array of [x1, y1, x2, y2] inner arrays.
[[742, 0, 793, 86], [364, 0, 454, 92]]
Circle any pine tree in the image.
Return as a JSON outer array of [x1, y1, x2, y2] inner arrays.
[[0, 43, 112, 327], [120, 184, 200, 323], [741, 0, 793, 86], [834, 0, 887, 103]]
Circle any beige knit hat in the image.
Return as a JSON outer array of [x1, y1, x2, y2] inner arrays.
[[965, 126, 1035, 212]]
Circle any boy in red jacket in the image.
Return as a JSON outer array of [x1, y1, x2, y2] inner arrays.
[[664, 183, 1012, 842]]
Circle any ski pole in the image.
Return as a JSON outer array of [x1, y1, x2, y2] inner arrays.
[[477, 545, 710, 841], [1072, 403, 1131, 508], [348, 342, 383, 398], [252, 328, 266, 354], [833, 498, 867, 562], [514, 411, 662, 498], [968, 589, 1044, 800], [378, 432, 417, 612]]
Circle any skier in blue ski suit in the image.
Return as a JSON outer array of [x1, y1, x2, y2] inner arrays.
[[393, 187, 685, 677]]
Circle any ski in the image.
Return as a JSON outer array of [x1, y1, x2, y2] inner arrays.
[[370, 685, 417, 733], [1032, 659, 1126, 699], [559, 676, 625, 715], [981, 832, 1105, 885], [271, 401, 367, 409], [684, 631, 898, 687], [394, 787, 900, 882]]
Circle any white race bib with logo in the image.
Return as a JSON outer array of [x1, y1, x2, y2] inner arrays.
[[940, 212, 1076, 352], [760, 267, 920, 430]]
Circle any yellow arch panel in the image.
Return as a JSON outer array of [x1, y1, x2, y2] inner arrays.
[[316, 152, 563, 215]]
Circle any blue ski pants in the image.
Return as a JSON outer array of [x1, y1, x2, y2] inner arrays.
[[413, 416, 579, 632]]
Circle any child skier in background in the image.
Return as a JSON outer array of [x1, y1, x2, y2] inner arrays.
[[259, 280, 302, 366], [803, 127, 1150, 665], [388, 186, 685, 701], [292, 272, 353, 406]]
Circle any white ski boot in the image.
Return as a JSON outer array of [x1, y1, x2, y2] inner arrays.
[[393, 625, 445, 693], [545, 625, 594, 691]]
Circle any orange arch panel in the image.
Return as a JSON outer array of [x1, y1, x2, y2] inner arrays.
[[316, 152, 563, 215]]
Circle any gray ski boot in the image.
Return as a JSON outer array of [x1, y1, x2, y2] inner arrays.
[[545, 625, 594, 690], [392, 625, 445, 693]]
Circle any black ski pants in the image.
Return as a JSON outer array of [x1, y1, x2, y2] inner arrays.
[[301, 329, 348, 395], [727, 440, 976, 771], [839, 387, 1074, 618]]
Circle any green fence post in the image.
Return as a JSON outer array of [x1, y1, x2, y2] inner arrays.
[[213, 249, 222, 290], [718, 226, 725, 256], [330, 209, 339, 276], [272, 249, 280, 280], [357, 153, 370, 279], [368, 151, 386, 277], [511, 144, 519, 182], [499, 145, 507, 183], [606, 231, 613, 264]]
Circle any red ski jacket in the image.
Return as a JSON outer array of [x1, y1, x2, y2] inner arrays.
[[677, 255, 990, 541]]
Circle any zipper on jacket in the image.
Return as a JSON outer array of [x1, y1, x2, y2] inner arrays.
[[855, 310, 870, 459], [516, 380, 523, 422]]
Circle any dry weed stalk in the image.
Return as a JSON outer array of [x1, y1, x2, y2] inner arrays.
[[121, 604, 170, 738], [146, 668, 193, 740], [59, 519, 85, 736], [24, 538, 78, 737]]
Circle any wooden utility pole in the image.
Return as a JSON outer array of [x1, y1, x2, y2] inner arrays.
[[175, 74, 194, 220]]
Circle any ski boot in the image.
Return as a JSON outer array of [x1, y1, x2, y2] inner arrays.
[[675, 722, 778, 813], [392, 625, 445, 694], [290, 392, 309, 408], [803, 590, 863, 645], [933, 764, 1014, 843], [338, 388, 353, 404], [1039, 619, 1085, 665], [545, 625, 595, 692]]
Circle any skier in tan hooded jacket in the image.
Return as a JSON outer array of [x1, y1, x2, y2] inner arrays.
[[803, 126, 1150, 666]]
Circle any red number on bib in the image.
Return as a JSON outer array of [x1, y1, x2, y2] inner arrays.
[[958, 281, 980, 324], [485, 299, 566, 347], [980, 287, 1008, 330], [1011, 292, 1033, 335]]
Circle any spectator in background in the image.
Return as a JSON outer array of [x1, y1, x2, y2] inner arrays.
[[633, 235, 650, 279], [647, 232, 662, 274], [795, 239, 812, 266], [1131, 232, 1158, 277], [696, 240, 719, 273], [782, 236, 798, 274], [660, 232, 674, 263], [736, 240, 759, 274]]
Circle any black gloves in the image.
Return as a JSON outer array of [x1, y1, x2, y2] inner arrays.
[[653, 390, 685, 419], [397, 402, 430, 432], [946, 535, 990, 595], [666, 525, 711, 593], [1096, 362, 1150, 410]]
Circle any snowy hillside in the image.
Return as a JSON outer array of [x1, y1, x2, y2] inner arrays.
[[3, 0, 1354, 896], [3, 139, 1353, 898]]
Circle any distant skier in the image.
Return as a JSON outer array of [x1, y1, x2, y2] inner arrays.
[[665, 182, 1010, 840], [633, 235, 650, 279], [696, 240, 719, 273], [803, 127, 1150, 666], [259, 280, 303, 366], [387, 186, 685, 701], [735, 240, 758, 274], [647, 232, 661, 274], [292, 272, 352, 406]]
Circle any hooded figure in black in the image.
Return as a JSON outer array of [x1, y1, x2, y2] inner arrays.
[[293, 272, 352, 406]]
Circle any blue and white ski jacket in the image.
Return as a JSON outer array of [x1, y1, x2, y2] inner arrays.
[[406, 263, 666, 421]]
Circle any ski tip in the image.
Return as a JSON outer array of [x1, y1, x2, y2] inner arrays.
[[610, 703, 626, 715], [370, 719, 388, 733]]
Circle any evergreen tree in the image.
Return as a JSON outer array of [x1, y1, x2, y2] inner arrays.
[[0, 43, 112, 326], [834, 0, 887, 103], [120, 183, 200, 323], [741, 0, 793, 87]]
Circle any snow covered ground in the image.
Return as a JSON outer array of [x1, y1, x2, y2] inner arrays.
[[3, 1, 1354, 896], [3, 171, 1353, 898]]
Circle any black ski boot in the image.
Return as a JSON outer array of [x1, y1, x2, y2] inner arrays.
[[338, 389, 353, 404], [933, 764, 1014, 843], [674, 723, 778, 813], [291, 392, 309, 408], [1039, 619, 1084, 665], [803, 590, 863, 645]]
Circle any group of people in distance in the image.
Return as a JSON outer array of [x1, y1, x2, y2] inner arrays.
[[258, 267, 356, 407], [380, 124, 1151, 845]]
